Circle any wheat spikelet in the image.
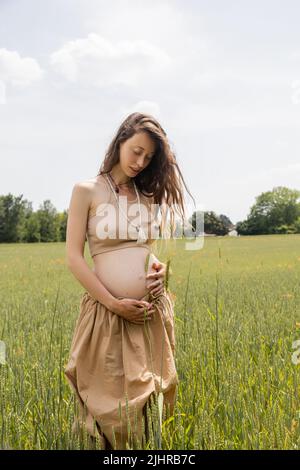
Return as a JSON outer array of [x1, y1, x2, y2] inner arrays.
[[111, 425, 117, 449]]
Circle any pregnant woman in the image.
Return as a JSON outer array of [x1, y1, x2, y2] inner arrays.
[[64, 112, 194, 450]]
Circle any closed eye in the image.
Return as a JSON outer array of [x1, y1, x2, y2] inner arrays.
[[134, 150, 154, 160]]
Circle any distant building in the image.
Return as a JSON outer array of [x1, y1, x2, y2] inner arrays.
[[228, 229, 238, 236]]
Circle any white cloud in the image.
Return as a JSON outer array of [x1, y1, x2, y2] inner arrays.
[[0, 80, 5, 104], [119, 100, 161, 121], [49, 33, 172, 87], [288, 51, 300, 61], [0, 48, 44, 88], [81, 0, 208, 56], [268, 163, 300, 176], [291, 79, 300, 105], [226, 162, 300, 187]]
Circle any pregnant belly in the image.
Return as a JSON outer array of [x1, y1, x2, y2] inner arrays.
[[92, 247, 159, 300]]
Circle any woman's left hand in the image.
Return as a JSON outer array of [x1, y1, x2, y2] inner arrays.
[[146, 262, 166, 297]]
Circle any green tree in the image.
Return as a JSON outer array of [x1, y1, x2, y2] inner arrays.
[[293, 216, 300, 233], [237, 186, 300, 235], [23, 213, 41, 242], [56, 210, 68, 242], [0, 193, 27, 242], [204, 211, 228, 236], [219, 214, 234, 231], [36, 200, 58, 242], [189, 210, 229, 236]]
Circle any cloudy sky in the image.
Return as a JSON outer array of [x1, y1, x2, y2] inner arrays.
[[1, 0, 300, 224]]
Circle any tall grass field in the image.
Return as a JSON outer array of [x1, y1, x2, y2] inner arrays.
[[0, 234, 300, 449]]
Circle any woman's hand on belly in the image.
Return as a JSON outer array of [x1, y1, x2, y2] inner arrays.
[[113, 298, 156, 325], [146, 261, 167, 297]]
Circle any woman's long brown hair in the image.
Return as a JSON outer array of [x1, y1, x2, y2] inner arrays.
[[97, 112, 196, 246]]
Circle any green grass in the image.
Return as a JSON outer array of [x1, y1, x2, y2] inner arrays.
[[0, 234, 300, 449]]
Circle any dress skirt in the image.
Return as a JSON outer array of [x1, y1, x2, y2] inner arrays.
[[64, 287, 179, 450]]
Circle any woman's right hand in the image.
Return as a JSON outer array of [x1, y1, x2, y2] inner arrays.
[[113, 298, 155, 324]]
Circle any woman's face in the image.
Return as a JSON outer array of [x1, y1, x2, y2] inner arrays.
[[119, 131, 156, 177]]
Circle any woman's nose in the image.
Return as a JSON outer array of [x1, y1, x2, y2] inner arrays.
[[136, 158, 145, 169]]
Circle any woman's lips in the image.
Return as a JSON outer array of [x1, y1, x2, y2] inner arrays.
[[130, 167, 139, 174]]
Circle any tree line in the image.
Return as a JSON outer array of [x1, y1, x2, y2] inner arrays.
[[190, 186, 300, 236], [0, 195, 67, 243], [0, 186, 299, 243]]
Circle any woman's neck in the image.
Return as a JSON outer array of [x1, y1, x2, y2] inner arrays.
[[109, 166, 132, 186]]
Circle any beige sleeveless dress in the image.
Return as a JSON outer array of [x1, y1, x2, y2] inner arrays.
[[64, 174, 179, 449]]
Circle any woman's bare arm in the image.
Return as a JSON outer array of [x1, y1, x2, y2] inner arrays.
[[65, 181, 118, 311]]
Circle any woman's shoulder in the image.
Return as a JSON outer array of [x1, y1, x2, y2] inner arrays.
[[77, 174, 109, 195], [80, 175, 111, 219], [70, 180, 94, 200], [84, 174, 107, 187]]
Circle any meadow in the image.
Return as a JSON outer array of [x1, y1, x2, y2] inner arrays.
[[0, 234, 300, 449]]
